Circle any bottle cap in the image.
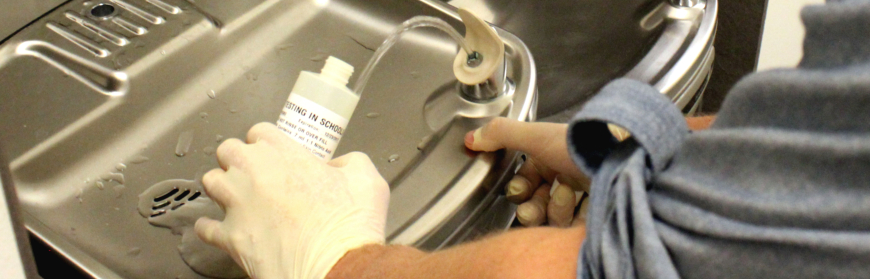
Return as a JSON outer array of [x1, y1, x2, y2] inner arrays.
[[321, 56, 355, 87]]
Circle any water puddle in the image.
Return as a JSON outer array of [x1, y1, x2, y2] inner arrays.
[[175, 130, 194, 157], [137, 178, 245, 278]]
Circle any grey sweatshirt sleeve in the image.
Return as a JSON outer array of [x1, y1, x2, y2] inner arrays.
[[571, 1, 870, 278]]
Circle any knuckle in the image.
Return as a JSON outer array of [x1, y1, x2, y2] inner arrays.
[[347, 151, 371, 162], [248, 122, 274, 141], [202, 170, 221, 188], [217, 138, 243, 155]]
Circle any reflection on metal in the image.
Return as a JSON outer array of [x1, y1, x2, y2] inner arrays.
[[110, 0, 166, 24], [0, 0, 535, 277], [64, 12, 130, 46], [111, 17, 148, 35], [449, 0, 717, 119], [670, 0, 699, 7], [45, 22, 111, 57]]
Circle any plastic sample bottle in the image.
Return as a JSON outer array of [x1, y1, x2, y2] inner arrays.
[[276, 56, 358, 161]]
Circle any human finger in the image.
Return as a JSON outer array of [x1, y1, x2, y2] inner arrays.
[[505, 157, 549, 204], [547, 182, 576, 228], [216, 138, 247, 171], [194, 217, 231, 252], [464, 118, 565, 155], [516, 184, 551, 227], [465, 118, 583, 179], [555, 174, 591, 193], [202, 168, 238, 209], [572, 194, 590, 227], [505, 176, 533, 204], [246, 122, 288, 145]]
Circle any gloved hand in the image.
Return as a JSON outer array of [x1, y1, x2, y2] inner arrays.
[[464, 117, 624, 227], [194, 123, 390, 279]]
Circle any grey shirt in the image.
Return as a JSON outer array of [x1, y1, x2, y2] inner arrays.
[[571, 1, 870, 278]]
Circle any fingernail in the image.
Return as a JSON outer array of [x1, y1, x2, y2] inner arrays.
[[464, 130, 475, 148], [506, 177, 528, 197], [471, 128, 483, 148], [516, 203, 538, 223], [553, 185, 574, 207]]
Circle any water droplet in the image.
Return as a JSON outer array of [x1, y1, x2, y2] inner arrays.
[[76, 188, 84, 203], [388, 154, 400, 163], [215, 135, 224, 142], [114, 207, 120, 211], [229, 108, 239, 114], [175, 130, 195, 157], [95, 181, 105, 190], [116, 163, 127, 172], [417, 135, 433, 150], [199, 112, 208, 119], [127, 247, 142, 256], [277, 43, 294, 51], [365, 112, 381, 118], [207, 89, 216, 99], [203, 146, 215, 155], [410, 71, 419, 79], [160, 50, 166, 55], [135, 41, 146, 48], [130, 155, 150, 164], [246, 72, 258, 81], [100, 173, 126, 184], [83, 1, 92, 5], [182, 18, 192, 26]]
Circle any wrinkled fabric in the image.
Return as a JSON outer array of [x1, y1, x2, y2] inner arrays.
[[571, 1, 870, 278]]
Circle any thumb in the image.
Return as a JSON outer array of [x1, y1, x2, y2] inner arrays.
[[195, 217, 230, 252]]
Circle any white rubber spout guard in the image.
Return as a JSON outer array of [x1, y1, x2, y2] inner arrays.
[[453, 8, 505, 85]]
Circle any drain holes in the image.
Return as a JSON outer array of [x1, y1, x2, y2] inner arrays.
[[171, 203, 185, 210], [90, 4, 116, 18], [174, 189, 190, 201], [150, 210, 166, 217], [187, 191, 201, 201], [152, 201, 171, 210], [154, 188, 179, 202]]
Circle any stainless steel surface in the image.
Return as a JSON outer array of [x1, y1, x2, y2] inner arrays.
[[0, 0, 68, 42], [626, 0, 716, 109], [0, 0, 536, 278], [670, 0, 700, 8], [448, 0, 717, 119]]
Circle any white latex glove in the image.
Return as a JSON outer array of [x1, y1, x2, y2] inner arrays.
[[194, 123, 390, 279]]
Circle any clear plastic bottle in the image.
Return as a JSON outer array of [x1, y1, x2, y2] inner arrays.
[[276, 56, 358, 161]]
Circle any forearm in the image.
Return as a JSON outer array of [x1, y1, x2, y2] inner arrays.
[[327, 226, 586, 279]]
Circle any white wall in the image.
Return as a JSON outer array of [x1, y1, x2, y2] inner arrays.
[[756, 0, 826, 71], [0, 185, 26, 279]]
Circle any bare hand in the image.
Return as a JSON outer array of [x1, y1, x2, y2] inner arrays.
[[464, 117, 590, 227]]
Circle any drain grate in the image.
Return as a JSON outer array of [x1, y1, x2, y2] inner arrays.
[[145, 187, 202, 217], [135, 178, 246, 278]]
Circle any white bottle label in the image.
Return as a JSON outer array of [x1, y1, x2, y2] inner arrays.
[[276, 94, 349, 161]]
